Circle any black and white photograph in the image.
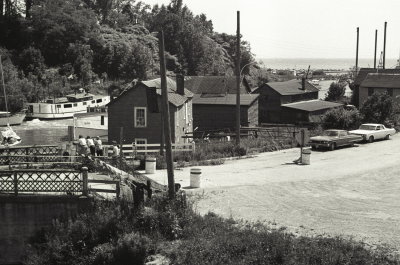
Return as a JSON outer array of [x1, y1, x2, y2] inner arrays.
[[1, 0, 400, 264]]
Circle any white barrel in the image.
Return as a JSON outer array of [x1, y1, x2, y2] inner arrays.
[[145, 157, 156, 174], [301, 148, 311, 165], [190, 168, 202, 188]]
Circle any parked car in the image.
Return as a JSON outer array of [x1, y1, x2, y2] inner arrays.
[[309, 129, 363, 151], [349, 123, 396, 143]]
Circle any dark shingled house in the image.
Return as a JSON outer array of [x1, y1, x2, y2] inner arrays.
[[184, 76, 259, 132], [359, 73, 400, 106], [252, 79, 319, 123], [107, 77, 193, 145], [353, 68, 400, 107]]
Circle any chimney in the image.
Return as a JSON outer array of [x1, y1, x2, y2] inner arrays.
[[301, 77, 306, 90], [176, 74, 185, 95]]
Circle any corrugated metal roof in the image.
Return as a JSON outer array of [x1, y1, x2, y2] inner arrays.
[[354, 68, 400, 86], [282, 100, 343, 112], [192, 94, 259, 106], [184, 76, 250, 94], [262, 79, 319, 95], [360, 73, 400, 88]]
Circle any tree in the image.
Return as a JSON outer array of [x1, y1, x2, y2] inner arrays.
[[360, 92, 394, 124], [17, 47, 46, 78], [325, 82, 346, 102]]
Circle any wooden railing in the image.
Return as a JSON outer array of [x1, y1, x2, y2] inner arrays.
[[104, 142, 195, 157], [0, 145, 59, 156], [0, 167, 120, 198]]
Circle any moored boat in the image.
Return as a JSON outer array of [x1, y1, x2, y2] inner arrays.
[[26, 93, 110, 119], [0, 111, 26, 126]]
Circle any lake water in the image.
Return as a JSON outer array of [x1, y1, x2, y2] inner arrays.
[[260, 58, 398, 70]]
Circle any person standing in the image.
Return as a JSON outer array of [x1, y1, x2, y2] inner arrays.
[[87, 136, 95, 156], [78, 135, 88, 155], [111, 140, 120, 166], [94, 136, 103, 157]]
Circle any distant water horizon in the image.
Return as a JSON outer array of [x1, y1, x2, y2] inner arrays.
[[259, 58, 399, 71]]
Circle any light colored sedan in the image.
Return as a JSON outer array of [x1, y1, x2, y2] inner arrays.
[[349, 123, 396, 143]]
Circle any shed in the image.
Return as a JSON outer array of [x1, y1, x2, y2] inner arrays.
[[281, 100, 343, 123]]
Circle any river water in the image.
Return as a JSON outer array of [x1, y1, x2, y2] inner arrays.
[[12, 119, 72, 146]]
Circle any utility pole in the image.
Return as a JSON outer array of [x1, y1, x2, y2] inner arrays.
[[235, 11, 241, 146], [160, 111, 164, 155], [383, 21, 387, 69], [355, 27, 359, 74], [374, 29, 378, 69], [158, 31, 175, 199]]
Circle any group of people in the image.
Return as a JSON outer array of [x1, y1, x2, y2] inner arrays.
[[78, 135, 103, 156]]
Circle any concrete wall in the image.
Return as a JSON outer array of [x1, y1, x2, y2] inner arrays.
[[0, 196, 92, 264]]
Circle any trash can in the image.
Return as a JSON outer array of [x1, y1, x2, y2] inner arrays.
[[190, 168, 202, 188], [301, 148, 311, 165], [145, 157, 156, 174]]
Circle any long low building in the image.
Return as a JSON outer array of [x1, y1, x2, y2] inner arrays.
[[192, 94, 259, 131], [281, 99, 343, 123]]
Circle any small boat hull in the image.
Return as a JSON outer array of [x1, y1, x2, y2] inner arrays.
[[0, 113, 26, 126]]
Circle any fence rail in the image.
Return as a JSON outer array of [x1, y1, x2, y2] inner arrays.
[[104, 142, 195, 157]]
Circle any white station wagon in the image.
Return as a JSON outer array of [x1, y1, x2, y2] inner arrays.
[[349, 123, 396, 143]]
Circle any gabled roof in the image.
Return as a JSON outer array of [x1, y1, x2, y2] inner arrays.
[[360, 73, 400, 88], [354, 68, 400, 86], [184, 76, 251, 94], [192, 94, 259, 106], [281, 99, 343, 112], [108, 77, 193, 107], [259, 79, 319, 96]]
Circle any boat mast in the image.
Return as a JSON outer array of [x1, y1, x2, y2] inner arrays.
[[0, 55, 10, 125]]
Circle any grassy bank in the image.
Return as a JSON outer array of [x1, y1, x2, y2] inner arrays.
[[24, 196, 400, 265], [132, 135, 297, 169]]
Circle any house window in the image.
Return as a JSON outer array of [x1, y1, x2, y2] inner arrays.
[[134, 107, 147, 127], [101, 115, 104, 125], [134, 138, 147, 151], [368, 88, 374, 96]]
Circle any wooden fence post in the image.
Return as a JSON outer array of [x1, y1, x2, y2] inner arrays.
[[146, 179, 152, 199], [82, 167, 88, 196], [13, 171, 18, 196], [116, 181, 120, 199]]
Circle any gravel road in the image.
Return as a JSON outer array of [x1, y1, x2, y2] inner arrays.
[[150, 134, 400, 248]]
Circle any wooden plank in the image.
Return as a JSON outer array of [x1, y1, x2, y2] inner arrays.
[[88, 179, 119, 185], [89, 188, 117, 194]]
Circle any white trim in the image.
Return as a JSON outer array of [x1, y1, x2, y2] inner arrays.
[[134, 107, 147, 128]]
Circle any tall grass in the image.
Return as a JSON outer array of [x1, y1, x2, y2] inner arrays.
[[24, 197, 400, 265]]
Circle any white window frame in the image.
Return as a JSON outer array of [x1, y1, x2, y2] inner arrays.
[[134, 107, 147, 128], [134, 138, 147, 151], [185, 102, 188, 123]]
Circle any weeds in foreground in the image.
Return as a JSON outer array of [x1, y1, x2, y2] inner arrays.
[[24, 196, 400, 265]]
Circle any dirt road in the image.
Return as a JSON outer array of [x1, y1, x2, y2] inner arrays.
[[149, 134, 400, 248]]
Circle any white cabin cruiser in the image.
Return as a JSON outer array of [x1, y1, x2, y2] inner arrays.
[[26, 93, 110, 119]]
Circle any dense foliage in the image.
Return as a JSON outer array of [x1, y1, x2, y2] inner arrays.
[[25, 197, 400, 265], [0, 0, 256, 111], [325, 81, 346, 102], [322, 107, 362, 130], [360, 92, 395, 124]]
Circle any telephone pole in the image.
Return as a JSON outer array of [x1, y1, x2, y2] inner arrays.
[[235, 11, 241, 145], [158, 31, 175, 199]]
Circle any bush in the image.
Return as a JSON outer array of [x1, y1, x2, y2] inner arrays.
[[325, 82, 346, 102], [360, 92, 395, 124], [322, 107, 362, 130]]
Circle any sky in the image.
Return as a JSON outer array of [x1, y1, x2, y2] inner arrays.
[[141, 0, 400, 60]]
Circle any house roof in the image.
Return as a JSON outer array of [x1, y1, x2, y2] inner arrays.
[[260, 79, 319, 96], [184, 76, 251, 94], [108, 77, 193, 107], [192, 94, 259, 106], [360, 73, 400, 88], [281, 100, 343, 112], [354, 68, 400, 86]]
